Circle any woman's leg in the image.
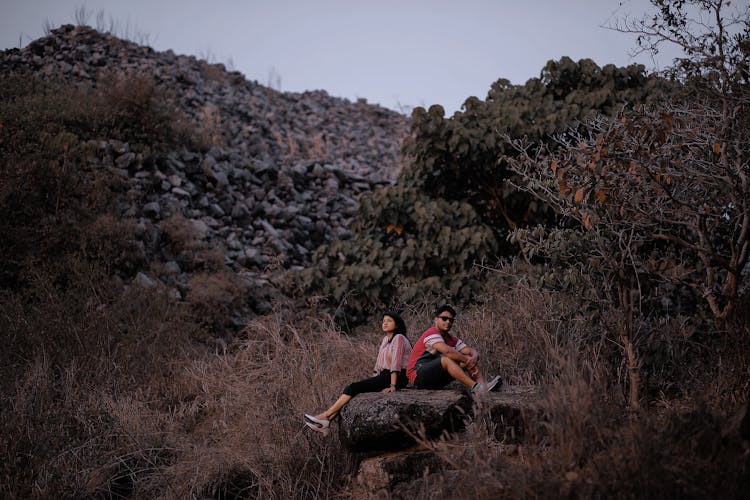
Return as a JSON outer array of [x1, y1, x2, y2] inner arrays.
[[315, 371, 390, 420], [315, 394, 352, 421]]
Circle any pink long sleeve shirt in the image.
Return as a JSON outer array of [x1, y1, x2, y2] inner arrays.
[[374, 333, 412, 373]]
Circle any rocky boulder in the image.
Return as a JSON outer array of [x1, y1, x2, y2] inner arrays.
[[339, 385, 539, 453], [339, 390, 472, 452]]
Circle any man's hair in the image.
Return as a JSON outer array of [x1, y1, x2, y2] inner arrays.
[[434, 304, 456, 318]]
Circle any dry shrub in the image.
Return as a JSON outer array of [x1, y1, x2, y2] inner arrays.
[[160, 212, 203, 253], [0, 258, 199, 498], [458, 279, 598, 387], [305, 133, 329, 160], [199, 61, 227, 83], [95, 68, 197, 148], [186, 271, 249, 334], [199, 103, 224, 147], [83, 305, 375, 498], [82, 214, 146, 275], [0, 72, 198, 155], [399, 275, 750, 498]]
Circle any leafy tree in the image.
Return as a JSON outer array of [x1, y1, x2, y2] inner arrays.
[[510, 0, 750, 407], [403, 58, 669, 242], [287, 58, 668, 321]]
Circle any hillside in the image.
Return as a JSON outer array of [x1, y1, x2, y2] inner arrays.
[[1, 24, 408, 318], [2, 11, 749, 499]]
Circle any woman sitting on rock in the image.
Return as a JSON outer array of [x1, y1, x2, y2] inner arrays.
[[304, 311, 412, 435]]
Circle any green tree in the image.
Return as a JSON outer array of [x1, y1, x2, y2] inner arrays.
[[510, 0, 750, 406], [287, 58, 668, 321]]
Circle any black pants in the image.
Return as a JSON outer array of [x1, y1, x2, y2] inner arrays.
[[342, 369, 408, 397]]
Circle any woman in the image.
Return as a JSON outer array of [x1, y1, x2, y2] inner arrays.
[[304, 311, 412, 435]]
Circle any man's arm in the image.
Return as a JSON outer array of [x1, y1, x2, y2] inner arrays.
[[432, 341, 473, 365], [459, 346, 478, 370]]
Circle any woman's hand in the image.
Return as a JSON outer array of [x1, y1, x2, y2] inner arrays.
[[382, 386, 397, 394]]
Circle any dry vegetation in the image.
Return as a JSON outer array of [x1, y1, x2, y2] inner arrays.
[[3, 264, 747, 497], [2, 5, 750, 495], [405, 269, 750, 498]]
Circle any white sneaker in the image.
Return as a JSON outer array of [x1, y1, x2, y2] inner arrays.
[[305, 421, 330, 436], [304, 413, 330, 428], [471, 375, 502, 394], [486, 375, 502, 392]]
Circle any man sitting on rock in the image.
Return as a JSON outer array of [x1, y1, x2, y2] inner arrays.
[[406, 305, 501, 394]]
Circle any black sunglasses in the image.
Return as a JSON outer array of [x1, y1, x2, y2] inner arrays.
[[437, 316, 455, 323]]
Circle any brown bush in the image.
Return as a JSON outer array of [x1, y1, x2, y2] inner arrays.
[[397, 278, 750, 499], [0, 258, 199, 498], [94, 69, 199, 148], [159, 213, 203, 253], [186, 271, 249, 334], [69, 305, 371, 498]]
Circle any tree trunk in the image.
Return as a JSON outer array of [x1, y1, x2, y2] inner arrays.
[[619, 283, 641, 410]]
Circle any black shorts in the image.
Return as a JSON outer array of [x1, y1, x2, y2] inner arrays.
[[414, 355, 454, 389]]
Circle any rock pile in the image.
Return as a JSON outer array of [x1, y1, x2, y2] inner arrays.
[[1, 25, 409, 315]]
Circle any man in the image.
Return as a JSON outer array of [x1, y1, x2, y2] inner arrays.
[[406, 304, 501, 393]]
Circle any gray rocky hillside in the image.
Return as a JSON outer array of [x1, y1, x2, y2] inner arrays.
[[1, 24, 409, 318]]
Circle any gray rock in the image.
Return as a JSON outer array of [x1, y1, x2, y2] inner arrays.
[[339, 386, 540, 453], [209, 203, 225, 217], [190, 219, 210, 238], [164, 261, 181, 274], [481, 384, 541, 442], [143, 201, 161, 217], [354, 450, 446, 495], [226, 233, 242, 250], [339, 390, 472, 453], [134, 272, 157, 288], [171, 187, 190, 198], [243, 247, 263, 265], [115, 152, 136, 168]]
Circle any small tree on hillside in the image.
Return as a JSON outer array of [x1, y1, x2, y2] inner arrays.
[[510, 0, 750, 407]]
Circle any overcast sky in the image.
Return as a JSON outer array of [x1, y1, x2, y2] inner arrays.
[[1, 0, 730, 114]]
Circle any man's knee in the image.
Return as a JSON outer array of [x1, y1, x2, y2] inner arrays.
[[440, 356, 458, 370]]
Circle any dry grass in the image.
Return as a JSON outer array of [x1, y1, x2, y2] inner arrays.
[[3, 266, 749, 498], [199, 103, 224, 147], [392, 277, 750, 499], [58, 305, 376, 498], [160, 213, 203, 253], [2, 63, 749, 499], [270, 127, 333, 162]]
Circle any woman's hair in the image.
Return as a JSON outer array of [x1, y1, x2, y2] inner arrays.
[[383, 311, 407, 337]]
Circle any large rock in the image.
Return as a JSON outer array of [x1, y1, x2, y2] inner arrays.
[[339, 390, 472, 452], [353, 450, 446, 494], [479, 384, 541, 442], [339, 385, 540, 452]]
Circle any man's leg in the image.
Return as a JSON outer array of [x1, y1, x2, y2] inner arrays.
[[440, 356, 476, 388], [414, 357, 454, 389]]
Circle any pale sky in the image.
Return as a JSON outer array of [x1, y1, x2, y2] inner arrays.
[[0, 0, 726, 114]]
